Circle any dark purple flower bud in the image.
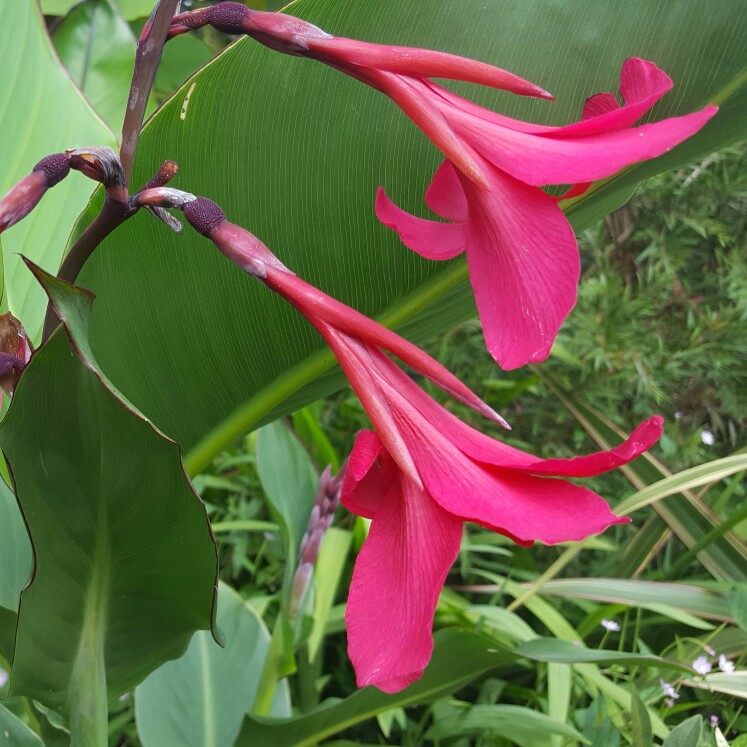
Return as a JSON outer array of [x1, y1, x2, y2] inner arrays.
[[0, 153, 70, 232], [0, 313, 32, 405]]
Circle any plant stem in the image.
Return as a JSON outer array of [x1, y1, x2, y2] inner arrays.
[[120, 0, 181, 184]]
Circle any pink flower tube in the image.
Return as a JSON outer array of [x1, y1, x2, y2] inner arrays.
[[154, 192, 663, 693]]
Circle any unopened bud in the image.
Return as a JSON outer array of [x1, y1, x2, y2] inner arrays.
[[0, 313, 32, 404]]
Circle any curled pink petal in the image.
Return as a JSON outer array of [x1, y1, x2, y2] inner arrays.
[[344, 441, 463, 692], [425, 160, 468, 221], [375, 187, 465, 260]]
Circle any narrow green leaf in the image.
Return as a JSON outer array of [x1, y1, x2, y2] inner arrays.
[[630, 688, 653, 747], [52, 0, 138, 135], [617, 455, 747, 516], [0, 263, 218, 710], [514, 638, 692, 674], [424, 704, 589, 745], [0, 479, 31, 612], [547, 662, 572, 747], [534, 579, 735, 623], [0, 605, 16, 664], [135, 583, 291, 747], [0, 704, 45, 747], [662, 716, 703, 747], [0, 2, 114, 341], [307, 527, 352, 663], [237, 629, 514, 747], [729, 584, 747, 631], [685, 671, 747, 699]]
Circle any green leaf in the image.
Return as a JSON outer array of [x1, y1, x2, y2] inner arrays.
[[135, 583, 291, 747], [0, 263, 218, 711], [0, 2, 115, 342], [307, 527, 352, 663], [113, 0, 155, 20], [534, 579, 736, 624], [52, 0, 138, 135], [514, 638, 692, 674], [0, 704, 45, 747], [40, 0, 81, 15], [662, 716, 703, 747], [0, 605, 17, 663], [685, 671, 747, 699], [424, 704, 589, 745], [0, 479, 31, 612], [256, 421, 318, 579], [74, 0, 745, 471], [237, 628, 514, 746], [630, 688, 653, 747]]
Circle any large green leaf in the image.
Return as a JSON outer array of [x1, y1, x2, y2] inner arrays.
[[52, 0, 138, 135], [0, 704, 45, 747], [135, 583, 291, 747], [0, 479, 31, 612], [237, 628, 515, 746], [0, 1, 115, 341], [0, 264, 217, 709], [73, 0, 745, 471]]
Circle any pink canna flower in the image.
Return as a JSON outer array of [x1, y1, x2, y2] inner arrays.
[[376, 58, 718, 368], [143, 190, 663, 693]]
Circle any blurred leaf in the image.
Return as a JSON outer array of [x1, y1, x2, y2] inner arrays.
[[52, 0, 137, 135], [630, 688, 653, 747], [661, 716, 703, 747], [307, 526, 351, 663], [424, 704, 588, 744], [40, 0, 80, 14], [0, 479, 31, 612], [514, 638, 692, 674], [538, 371, 747, 581], [547, 663, 572, 747], [237, 629, 515, 746], [256, 421, 317, 586], [0, 263, 217, 707], [74, 0, 746, 473], [0, 704, 44, 747], [135, 583, 291, 747], [0, 2, 115, 342], [534, 579, 735, 623], [114, 0, 154, 20], [685, 671, 747, 699], [729, 584, 747, 631]]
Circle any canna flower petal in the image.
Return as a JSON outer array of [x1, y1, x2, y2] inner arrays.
[[342, 431, 463, 692], [378, 161, 579, 370]]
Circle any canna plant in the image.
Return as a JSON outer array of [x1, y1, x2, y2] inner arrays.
[[0, 1, 745, 746]]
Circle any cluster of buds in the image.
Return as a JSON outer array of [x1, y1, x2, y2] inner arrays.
[[288, 462, 347, 619]]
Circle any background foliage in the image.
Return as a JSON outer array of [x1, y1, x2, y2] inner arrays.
[[0, 1, 744, 745]]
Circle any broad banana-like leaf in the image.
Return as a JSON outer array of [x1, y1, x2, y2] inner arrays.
[[65, 0, 745, 474], [0, 1, 115, 339], [0, 262, 218, 708]]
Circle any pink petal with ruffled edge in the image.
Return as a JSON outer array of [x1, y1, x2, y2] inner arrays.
[[458, 165, 579, 369], [342, 433, 463, 692], [375, 188, 465, 260], [451, 103, 718, 186]]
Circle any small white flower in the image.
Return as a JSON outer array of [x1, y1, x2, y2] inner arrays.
[[664, 698, 675, 708], [700, 429, 715, 446], [693, 655, 712, 675], [710, 715, 719, 727], [601, 619, 620, 632], [674, 411, 683, 420], [659, 679, 679, 699], [0, 669, 7, 688], [704, 645, 716, 656], [718, 655, 735, 673]]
